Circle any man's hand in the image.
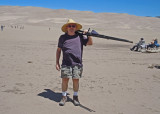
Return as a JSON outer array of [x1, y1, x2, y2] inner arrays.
[[82, 30, 93, 45], [56, 63, 60, 71], [83, 30, 89, 35]]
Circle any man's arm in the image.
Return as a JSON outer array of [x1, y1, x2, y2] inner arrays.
[[56, 47, 61, 71], [86, 36, 93, 45]]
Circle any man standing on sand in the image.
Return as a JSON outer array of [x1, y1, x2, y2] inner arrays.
[[56, 19, 93, 106]]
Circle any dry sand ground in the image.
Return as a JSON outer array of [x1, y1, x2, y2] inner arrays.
[[0, 6, 160, 114]]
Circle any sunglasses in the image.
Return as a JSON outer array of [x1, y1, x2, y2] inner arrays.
[[67, 25, 76, 28]]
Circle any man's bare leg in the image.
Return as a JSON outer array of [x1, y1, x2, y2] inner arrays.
[[59, 78, 69, 106], [62, 78, 69, 92]]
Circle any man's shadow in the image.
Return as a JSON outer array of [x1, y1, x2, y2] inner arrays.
[[38, 89, 63, 102], [38, 89, 95, 112]]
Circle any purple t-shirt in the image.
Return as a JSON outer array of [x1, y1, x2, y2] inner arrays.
[[58, 33, 88, 66]]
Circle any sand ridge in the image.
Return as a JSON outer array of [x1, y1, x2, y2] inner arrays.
[[0, 6, 160, 114]]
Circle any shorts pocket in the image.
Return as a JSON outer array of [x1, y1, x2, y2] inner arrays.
[[72, 66, 83, 78], [61, 65, 72, 78]]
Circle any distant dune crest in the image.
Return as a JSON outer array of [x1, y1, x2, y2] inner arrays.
[[0, 6, 160, 29]]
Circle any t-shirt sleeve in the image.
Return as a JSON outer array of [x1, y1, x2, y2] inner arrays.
[[58, 35, 64, 48], [82, 35, 89, 46]]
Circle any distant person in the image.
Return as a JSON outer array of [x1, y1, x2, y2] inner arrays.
[[147, 40, 155, 49], [130, 38, 145, 51], [56, 19, 93, 106], [146, 38, 159, 49], [154, 38, 159, 48], [1, 25, 4, 31]]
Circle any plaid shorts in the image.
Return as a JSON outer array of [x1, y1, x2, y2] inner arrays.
[[61, 65, 83, 79]]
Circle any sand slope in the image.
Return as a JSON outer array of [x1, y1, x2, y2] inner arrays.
[[0, 6, 160, 114]]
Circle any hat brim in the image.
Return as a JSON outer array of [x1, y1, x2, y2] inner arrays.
[[61, 22, 82, 33]]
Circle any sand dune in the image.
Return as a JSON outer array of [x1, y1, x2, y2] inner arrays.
[[0, 6, 160, 114]]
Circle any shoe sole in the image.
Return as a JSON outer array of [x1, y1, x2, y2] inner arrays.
[[59, 103, 65, 106], [73, 101, 80, 106], [74, 104, 80, 106]]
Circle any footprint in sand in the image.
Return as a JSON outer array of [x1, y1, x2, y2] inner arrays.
[[2, 87, 25, 94]]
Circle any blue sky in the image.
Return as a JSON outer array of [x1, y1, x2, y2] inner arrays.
[[0, 0, 160, 17]]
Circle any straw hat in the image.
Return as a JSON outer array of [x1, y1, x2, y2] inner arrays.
[[61, 19, 82, 32]]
